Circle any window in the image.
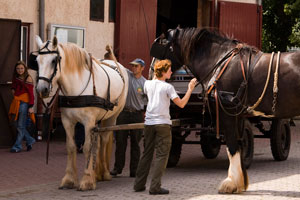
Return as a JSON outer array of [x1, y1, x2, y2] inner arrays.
[[48, 24, 85, 48], [21, 23, 30, 64], [90, 0, 105, 22], [109, 0, 116, 22]]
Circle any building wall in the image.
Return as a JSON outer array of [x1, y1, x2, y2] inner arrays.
[[0, 0, 114, 59], [0, 0, 38, 52]]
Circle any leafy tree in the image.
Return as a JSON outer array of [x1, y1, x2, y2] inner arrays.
[[262, 0, 300, 52]]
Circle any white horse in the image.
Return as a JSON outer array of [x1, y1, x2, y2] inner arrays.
[[35, 36, 128, 191]]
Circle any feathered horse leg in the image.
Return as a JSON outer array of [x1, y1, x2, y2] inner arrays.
[[59, 117, 78, 189], [78, 121, 98, 191], [218, 116, 248, 194], [96, 118, 116, 181]]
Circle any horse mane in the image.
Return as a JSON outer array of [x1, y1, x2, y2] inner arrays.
[[59, 43, 90, 74], [177, 27, 240, 65]]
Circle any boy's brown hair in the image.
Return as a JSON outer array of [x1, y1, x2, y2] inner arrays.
[[154, 59, 171, 78]]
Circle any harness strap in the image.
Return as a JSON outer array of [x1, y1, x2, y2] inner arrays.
[[89, 53, 97, 96], [214, 89, 220, 139], [100, 61, 125, 83], [46, 89, 60, 164], [247, 52, 275, 112], [273, 51, 280, 94], [97, 60, 112, 104], [207, 51, 236, 94], [272, 51, 280, 113], [107, 45, 126, 104], [248, 51, 263, 78], [200, 49, 235, 84], [240, 56, 246, 81], [59, 95, 115, 110]]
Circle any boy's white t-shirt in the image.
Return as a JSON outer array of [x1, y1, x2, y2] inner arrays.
[[144, 79, 179, 125]]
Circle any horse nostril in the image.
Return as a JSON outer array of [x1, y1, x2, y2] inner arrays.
[[41, 87, 49, 97]]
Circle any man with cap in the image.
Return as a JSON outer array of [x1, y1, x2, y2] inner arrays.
[[111, 58, 147, 177]]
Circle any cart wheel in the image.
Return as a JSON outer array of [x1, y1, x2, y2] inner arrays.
[[270, 119, 291, 161], [200, 133, 221, 159], [167, 130, 182, 168], [241, 119, 254, 169]]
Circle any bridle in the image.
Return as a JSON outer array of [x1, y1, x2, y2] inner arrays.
[[149, 29, 184, 74], [37, 40, 61, 91]]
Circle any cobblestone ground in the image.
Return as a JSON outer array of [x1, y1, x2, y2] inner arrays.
[[1, 120, 300, 200]]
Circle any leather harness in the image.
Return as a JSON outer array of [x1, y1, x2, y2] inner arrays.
[[204, 44, 264, 139], [36, 41, 123, 111]]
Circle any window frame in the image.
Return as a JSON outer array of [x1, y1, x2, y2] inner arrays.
[[21, 23, 30, 64], [48, 24, 86, 48]]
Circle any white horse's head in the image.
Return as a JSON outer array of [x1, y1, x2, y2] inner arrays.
[[35, 35, 61, 98]]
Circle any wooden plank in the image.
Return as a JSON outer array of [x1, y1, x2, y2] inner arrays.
[[94, 119, 182, 132]]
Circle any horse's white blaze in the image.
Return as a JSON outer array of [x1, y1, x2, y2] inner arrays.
[[219, 148, 244, 194], [36, 47, 60, 97]]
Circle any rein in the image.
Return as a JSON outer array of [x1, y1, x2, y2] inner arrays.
[[45, 89, 60, 164]]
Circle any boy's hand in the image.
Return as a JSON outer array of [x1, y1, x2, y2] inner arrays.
[[188, 78, 198, 91]]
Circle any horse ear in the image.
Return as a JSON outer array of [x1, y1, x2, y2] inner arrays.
[[52, 36, 58, 48], [159, 33, 166, 40], [35, 35, 43, 48]]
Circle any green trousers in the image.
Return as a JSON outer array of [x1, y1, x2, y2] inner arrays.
[[134, 124, 171, 192]]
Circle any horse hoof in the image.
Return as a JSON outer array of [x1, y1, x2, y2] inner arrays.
[[78, 182, 96, 191], [59, 182, 76, 189], [60, 175, 78, 189], [218, 178, 238, 194], [96, 174, 103, 181], [103, 172, 112, 181], [79, 174, 96, 191]]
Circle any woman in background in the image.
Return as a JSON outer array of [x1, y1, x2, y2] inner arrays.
[[9, 61, 35, 153]]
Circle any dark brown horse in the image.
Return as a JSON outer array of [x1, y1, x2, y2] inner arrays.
[[150, 27, 300, 194]]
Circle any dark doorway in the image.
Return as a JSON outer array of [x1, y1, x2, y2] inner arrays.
[[156, 0, 198, 37], [0, 18, 21, 147]]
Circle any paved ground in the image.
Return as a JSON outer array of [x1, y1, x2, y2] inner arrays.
[[1, 121, 300, 200]]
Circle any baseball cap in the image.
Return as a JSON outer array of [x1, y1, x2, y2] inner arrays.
[[129, 58, 145, 67]]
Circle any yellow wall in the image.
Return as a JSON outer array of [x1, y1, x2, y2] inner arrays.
[[0, 0, 114, 59]]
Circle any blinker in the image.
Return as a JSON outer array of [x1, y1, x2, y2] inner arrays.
[[28, 52, 39, 71], [150, 40, 169, 59]]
